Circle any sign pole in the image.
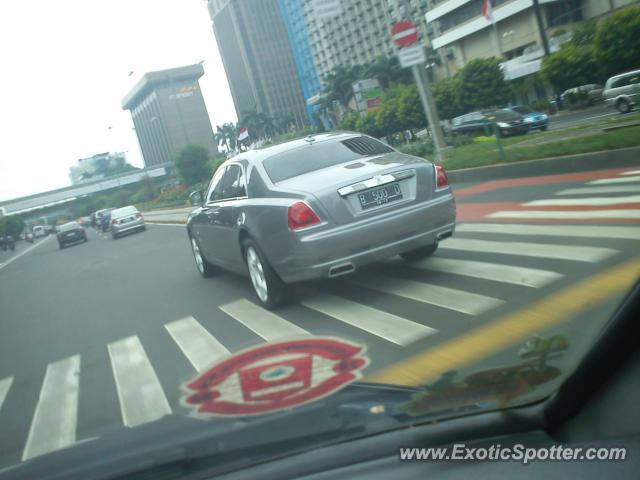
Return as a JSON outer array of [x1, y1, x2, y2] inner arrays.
[[392, 1, 447, 163]]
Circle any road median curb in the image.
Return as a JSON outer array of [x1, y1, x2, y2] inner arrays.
[[447, 146, 640, 184]]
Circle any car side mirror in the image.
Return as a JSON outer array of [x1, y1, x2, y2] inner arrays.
[[189, 190, 204, 206]]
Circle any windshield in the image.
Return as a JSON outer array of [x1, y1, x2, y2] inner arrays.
[[0, 0, 639, 478], [263, 136, 394, 183]]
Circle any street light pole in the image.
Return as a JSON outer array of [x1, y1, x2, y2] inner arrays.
[[532, 0, 550, 56], [394, 0, 447, 163]]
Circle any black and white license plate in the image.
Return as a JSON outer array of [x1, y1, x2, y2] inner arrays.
[[358, 183, 403, 210]]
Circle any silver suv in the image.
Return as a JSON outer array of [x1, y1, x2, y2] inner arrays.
[[603, 69, 640, 113]]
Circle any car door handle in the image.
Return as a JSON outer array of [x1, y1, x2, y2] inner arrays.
[[205, 210, 220, 222]]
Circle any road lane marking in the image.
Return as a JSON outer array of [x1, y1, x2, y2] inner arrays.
[[486, 210, 640, 219], [441, 238, 618, 262], [456, 223, 640, 240], [621, 170, 640, 176], [0, 377, 13, 413], [588, 176, 640, 185], [411, 257, 562, 288], [369, 257, 640, 386], [0, 237, 52, 271], [555, 186, 640, 195], [524, 194, 640, 206], [108, 336, 171, 427], [352, 275, 504, 315], [165, 316, 230, 371], [22, 355, 80, 460], [220, 299, 310, 341], [300, 293, 436, 346]]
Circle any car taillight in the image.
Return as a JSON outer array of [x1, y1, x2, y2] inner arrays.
[[435, 164, 448, 189], [287, 201, 320, 230], [111, 218, 117, 225]]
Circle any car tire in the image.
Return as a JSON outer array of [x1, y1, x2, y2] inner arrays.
[[112, 232, 118, 239], [540, 125, 548, 132], [400, 243, 438, 262], [84, 236, 88, 242], [242, 238, 293, 310], [190, 235, 216, 278], [617, 98, 631, 114]]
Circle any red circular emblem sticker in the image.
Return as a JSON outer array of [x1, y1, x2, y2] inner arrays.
[[180, 337, 370, 417]]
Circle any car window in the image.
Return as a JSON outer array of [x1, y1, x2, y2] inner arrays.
[[58, 222, 79, 232], [112, 206, 137, 218], [263, 136, 393, 183], [512, 106, 532, 114], [206, 166, 228, 202], [219, 164, 246, 199]]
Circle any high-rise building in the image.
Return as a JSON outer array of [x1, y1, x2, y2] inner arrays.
[[424, 0, 637, 95], [207, 0, 309, 130], [122, 64, 217, 168]]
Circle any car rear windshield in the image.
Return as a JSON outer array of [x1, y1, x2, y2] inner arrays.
[[490, 110, 521, 121], [511, 106, 532, 115], [263, 136, 394, 183], [112, 207, 137, 218], [58, 222, 79, 232]]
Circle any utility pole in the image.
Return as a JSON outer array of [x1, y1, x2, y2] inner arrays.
[[394, 0, 447, 163], [532, 0, 550, 56]]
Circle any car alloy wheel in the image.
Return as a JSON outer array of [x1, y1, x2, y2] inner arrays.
[[246, 246, 268, 303], [190, 235, 216, 278], [242, 238, 293, 309], [617, 99, 631, 114]]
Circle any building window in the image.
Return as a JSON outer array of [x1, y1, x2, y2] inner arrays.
[[546, 0, 582, 27]]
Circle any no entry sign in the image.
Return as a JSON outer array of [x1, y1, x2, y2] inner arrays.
[[391, 20, 419, 48]]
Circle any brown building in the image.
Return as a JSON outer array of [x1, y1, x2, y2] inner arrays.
[[122, 64, 217, 168]]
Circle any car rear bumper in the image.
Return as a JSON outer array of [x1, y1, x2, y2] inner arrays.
[[272, 193, 456, 283], [112, 219, 145, 235]]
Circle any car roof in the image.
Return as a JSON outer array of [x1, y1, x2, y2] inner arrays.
[[223, 132, 362, 167], [609, 69, 640, 81]]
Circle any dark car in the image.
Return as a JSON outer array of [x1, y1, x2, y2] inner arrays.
[[0, 235, 15, 251], [506, 105, 549, 131], [187, 132, 456, 309], [451, 109, 530, 137], [57, 221, 88, 249]]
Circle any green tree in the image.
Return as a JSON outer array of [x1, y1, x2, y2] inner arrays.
[[594, 5, 640, 78], [570, 19, 597, 46], [432, 77, 462, 120], [0, 215, 24, 237], [337, 111, 360, 130], [323, 64, 365, 108], [365, 56, 413, 88], [355, 111, 384, 138], [214, 125, 230, 151], [541, 43, 600, 92], [457, 57, 511, 111], [396, 84, 426, 130], [174, 145, 211, 186]]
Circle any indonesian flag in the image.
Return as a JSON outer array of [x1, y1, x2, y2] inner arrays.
[[482, 0, 494, 23], [237, 127, 249, 142]]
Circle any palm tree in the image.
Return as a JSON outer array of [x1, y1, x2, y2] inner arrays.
[[214, 125, 230, 151], [240, 107, 266, 141], [323, 64, 364, 109], [222, 123, 238, 151], [365, 56, 413, 89]]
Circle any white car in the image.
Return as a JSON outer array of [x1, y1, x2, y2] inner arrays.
[[33, 226, 46, 238], [603, 69, 640, 113]]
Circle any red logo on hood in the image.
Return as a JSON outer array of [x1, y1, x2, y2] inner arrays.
[[181, 337, 369, 416]]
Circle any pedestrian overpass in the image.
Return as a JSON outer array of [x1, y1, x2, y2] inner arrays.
[[0, 166, 168, 215]]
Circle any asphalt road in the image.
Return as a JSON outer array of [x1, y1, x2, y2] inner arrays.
[[1, 166, 639, 470]]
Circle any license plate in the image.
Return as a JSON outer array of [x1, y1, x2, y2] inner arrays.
[[358, 183, 402, 210]]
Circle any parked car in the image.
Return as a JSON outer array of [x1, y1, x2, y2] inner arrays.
[[561, 84, 604, 106], [186, 133, 456, 309], [57, 221, 87, 249], [32, 225, 46, 238], [451, 109, 530, 137], [110, 205, 146, 239], [603, 69, 640, 114], [505, 105, 549, 131]]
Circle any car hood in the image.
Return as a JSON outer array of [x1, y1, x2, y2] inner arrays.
[[1, 382, 418, 480]]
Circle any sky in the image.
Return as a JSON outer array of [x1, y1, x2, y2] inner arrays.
[[0, 0, 237, 201]]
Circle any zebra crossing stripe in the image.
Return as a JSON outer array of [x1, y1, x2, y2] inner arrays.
[[108, 336, 171, 427], [22, 355, 80, 460], [165, 316, 230, 371], [301, 293, 436, 345]]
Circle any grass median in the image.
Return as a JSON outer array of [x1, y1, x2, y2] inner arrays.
[[443, 125, 640, 170]]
